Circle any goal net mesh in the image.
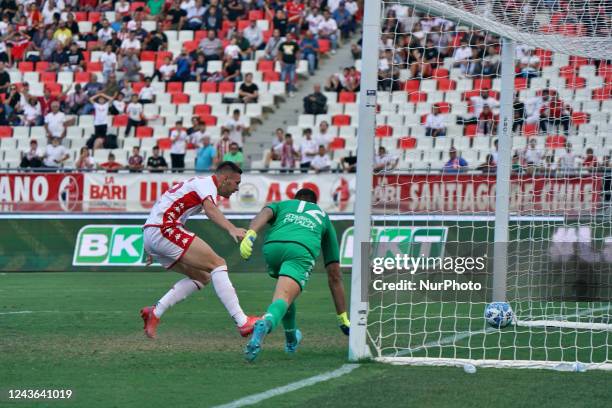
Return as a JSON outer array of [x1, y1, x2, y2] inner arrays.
[[362, 0, 612, 369]]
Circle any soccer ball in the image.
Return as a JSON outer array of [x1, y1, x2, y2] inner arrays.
[[484, 302, 514, 328]]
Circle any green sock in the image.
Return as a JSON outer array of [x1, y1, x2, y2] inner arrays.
[[282, 302, 297, 343], [263, 299, 288, 333]]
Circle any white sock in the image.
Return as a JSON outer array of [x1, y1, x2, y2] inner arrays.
[[154, 278, 203, 318], [210, 265, 248, 327]]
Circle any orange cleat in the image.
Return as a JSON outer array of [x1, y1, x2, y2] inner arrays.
[[140, 306, 160, 339], [238, 315, 259, 337]]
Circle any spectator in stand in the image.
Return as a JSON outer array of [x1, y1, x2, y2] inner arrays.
[[513, 93, 525, 132], [20, 139, 43, 169], [202, 4, 222, 31], [156, 55, 176, 81], [300, 30, 319, 75], [310, 145, 333, 173], [333, 1, 355, 38], [273, 9, 289, 37], [143, 21, 168, 51], [264, 28, 283, 61], [128, 146, 144, 173], [75, 146, 96, 171], [443, 147, 468, 173], [557, 142, 577, 172], [306, 7, 324, 36], [170, 120, 188, 171], [424, 104, 446, 137], [583, 148, 598, 171], [185, 0, 206, 30], [239, 73, 259, 103], [195, 135, 217, 172], [223, 142, 244, 168], [477, 104, 496, 136], [125, 94, 145, 137], [314, 120, 333, 148], [303, 83, 327, 114], [374, 146, 398, 172], [39, 29, 58, 62], [318, 10, 339, 54], [522, 138, 543, 173], [221, 53, 242, 82], [540, 92, 572, 136], [517, 47, 541, 78], [44, 101, 73, 143], [378, 49, 399, 91], [0, 62, 10, 95], [477, 154, 496, 173], [138, 77, 155, 104], [216, 128, 232, 163], [326, 67, 349, 92], [280, 133, 299, 172], [199, 29, 223, 61], [278, 32, 299, 96], [345, 66, 361, 92], [192, 53, 208, 81], [120, 48, 141, 82], [88, 92, 112, 149], [102, 72, 121, 98], [173, 48, 193, 82], [227, 0, 246, 21], [110, 92, 126, 115], [224, 108, 249, 147], [452, 37, 472, 74], [147, 145, 168, 173], [66, 84, 88, 114], [43, 137, 69, 169], [264, 127, 286, 168], [147, 0, 166, 19], [298, 128, 317, 172], [243, 20, 264, 51], [100, 152, 123, 173], [512, 152, 524, 174], [286, 0, 305, 32], [187, 117, 208, 146], [341, 152, 357, 173], [22, 95, 43, 126]]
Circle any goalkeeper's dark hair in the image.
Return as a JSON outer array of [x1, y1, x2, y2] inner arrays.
[[216, 161, 243, 175], [295, 188, 317, 203]]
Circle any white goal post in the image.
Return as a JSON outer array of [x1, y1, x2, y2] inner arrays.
[[349, 0, 612, 370]]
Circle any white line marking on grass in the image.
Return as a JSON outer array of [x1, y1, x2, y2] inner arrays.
[[211, 364, 360, 408], [0, 310, 34, 315]]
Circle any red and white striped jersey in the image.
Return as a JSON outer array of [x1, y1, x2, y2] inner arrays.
[[145, 175, 218, 227]]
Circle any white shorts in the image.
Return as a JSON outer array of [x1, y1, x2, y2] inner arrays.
[[143, 225, 196, 269]]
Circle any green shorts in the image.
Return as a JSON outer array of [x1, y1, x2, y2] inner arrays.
[[263, 242, 316, 290]]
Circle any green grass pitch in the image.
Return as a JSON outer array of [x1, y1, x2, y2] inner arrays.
[[1, 272, 611, 408]]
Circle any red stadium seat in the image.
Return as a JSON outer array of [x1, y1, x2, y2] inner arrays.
[[18, 62, 34, 72], [569, 56, 590, 67], [473, 77, 491, 90], [201, 82, 217, 93], [112, 115, 128, 127], [199, 115, 217, 126], [194, 31, 207, 42], [157, 138, 172, 150], [88, 12, 101, 23], [559, 65, 576, 78], [318, 39, 330, 54], [332, 114, 351, 126], [571, 112, 589, 126], [45, 83, 62, 95], [140, 51, 156, 61], [0, 126, 13, 138], [35, 61, 50, 72], [136, 127, 154, 138], [523, 123, 539, 136], [40, 72, 56, 83], [514, 77, 528, 90], [437, 78, 456, 91], [329, 137, 346, 150], [546, 135, 566, 149], [263, 71, 280, 82], [432, 67, 449, 78], [218, 82, 235, 93], [436, 102, 451, 114], [166, 82, 183, 93], [183, 40, 199, 53], [130, 1, 146, 11], [409, 92, 427, 103], [75, 72, 90, 83], [132, 82, 146, 93], [338, 92, 356, 103], [398, 137, 417, 150], [403, 79, 420, 93], [249, 10, 264, 20], [74, 11, 87, 21], [535, 49, 553, 66], [194, 104, 212, 116], [592, 87, 612, 100], [258, 60, 274, 72], [375, 125, 393, 138], [238, 20, 250, 31], [171, 93, 190, 104], [566, 77, 586, 89], [464, 124, 478, 137], [86, 62, 102, 72]]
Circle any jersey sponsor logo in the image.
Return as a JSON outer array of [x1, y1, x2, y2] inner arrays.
[[339, 226, 448, 267], [73, 225, 148, 266]]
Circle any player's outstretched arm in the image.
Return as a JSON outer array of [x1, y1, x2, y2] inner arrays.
[[326, 262, 350, 336], [203, 199, 246, 242], [239, 207, 274, 260]]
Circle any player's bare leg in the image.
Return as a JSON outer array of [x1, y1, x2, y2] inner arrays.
[[245, 276, 301, 362]]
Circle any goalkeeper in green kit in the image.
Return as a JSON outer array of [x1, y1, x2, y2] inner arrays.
[[239, 188, 350, 362]]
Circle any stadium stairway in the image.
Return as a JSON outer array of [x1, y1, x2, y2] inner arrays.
[[244, 40, 355, 167]]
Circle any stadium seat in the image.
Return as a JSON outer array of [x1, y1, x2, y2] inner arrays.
[[338, 92, 356, 103], [263, 71, 280, 82], [257, 60, 274, 72], [399, 137, 417, 150], [112, 115, 129, 127], [136, 127, 154, 138], [0, 126, 13, 138], [546, 135, 567, 149], [375, 125, 393, 138], [171, 93, 190, 104], [156, 138, 172, 150], [464, 124, 477, 137], [167, 82, 183, 93], [409, 92, 428, 103], [18, 62, 34, 72], [332, 114, 351, 126], [437, 78, 456, 91], [201, 82, 217, 93], [199, 115, 217, 126], [571, 112, 589, 126], [218, 82, 235, 93], [194, 104, 212, 116], [404, 80, 420, 93], [318, 39, 330, 54], [329, 137, 346, 150]]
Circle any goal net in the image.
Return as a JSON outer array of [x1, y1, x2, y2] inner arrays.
[[349, 0, 612, 370]]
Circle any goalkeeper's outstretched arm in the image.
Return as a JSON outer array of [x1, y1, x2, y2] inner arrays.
[[239, 207, 274, 260]]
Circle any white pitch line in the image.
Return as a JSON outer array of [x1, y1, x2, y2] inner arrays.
[[211, 364, 360, 408], [0, 310, 34, 315]]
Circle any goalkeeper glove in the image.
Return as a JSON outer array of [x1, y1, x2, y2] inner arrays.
[[240, 229, 257, 260], [337, 312, 350, 336]]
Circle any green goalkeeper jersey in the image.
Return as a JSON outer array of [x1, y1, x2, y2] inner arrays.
[[264, 199, 340, 265]]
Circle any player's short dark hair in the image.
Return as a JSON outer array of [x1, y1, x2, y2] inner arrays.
[[216, 161, 243, 175], [295, 188, 317, 203]]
